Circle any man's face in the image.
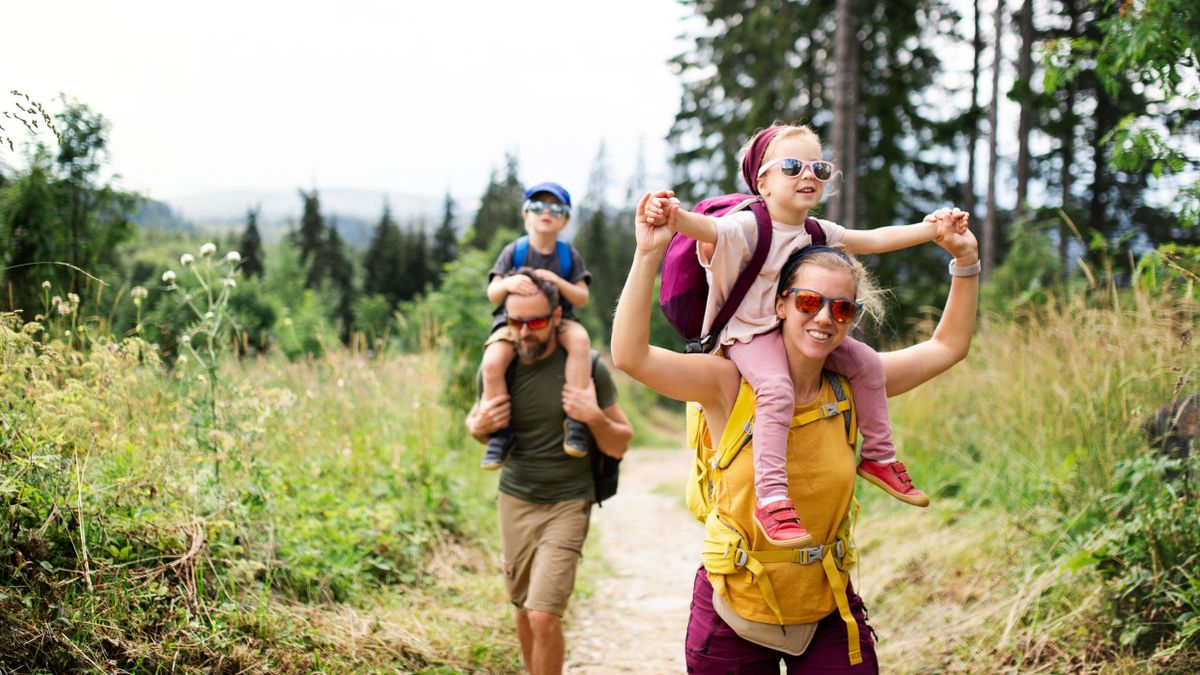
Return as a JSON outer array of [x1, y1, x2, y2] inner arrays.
[[505, 291, 560, 362]]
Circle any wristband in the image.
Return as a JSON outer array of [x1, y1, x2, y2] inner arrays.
[[948, 259, 982, 277]]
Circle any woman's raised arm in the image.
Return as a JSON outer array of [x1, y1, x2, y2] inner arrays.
[[879, 224, 980, 396], [611, 194, 734, 409]]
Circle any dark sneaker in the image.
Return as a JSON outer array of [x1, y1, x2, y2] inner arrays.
[[563, 417, 590, 458], [857, 459, 930, 507], [481, 427, 515, 470], [752, 499, 814, 548]]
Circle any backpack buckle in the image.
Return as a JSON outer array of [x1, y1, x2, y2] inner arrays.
[[834, 540, 844, 558], [820, 403, 840, 418], [734, 548, 748, 568]]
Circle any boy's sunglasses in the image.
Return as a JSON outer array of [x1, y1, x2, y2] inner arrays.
[[523, 200, 571, 218], [757, 158, 837, 182], [780, 288, 861, 324], [507, 312, 554, 331]]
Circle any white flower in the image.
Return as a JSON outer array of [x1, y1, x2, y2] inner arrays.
[[52, 295, 62, 306], [67, 293, 80, 304], [222, 278, 236, 288], [162, 270, 177, 283], [57, 302, 73, 316], [41, 281, 51, 290], [180, 334, 192, 344], [177, 354, 188, 365], [130, 286, 148, 300], [200, 242, 217, 257], [225, 251, 241, 264], [204, 311, 214, 320], [181, 253, 195, 266], [283, 318, 293, 327]]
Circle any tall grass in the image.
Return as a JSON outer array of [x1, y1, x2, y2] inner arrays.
[[0, 314, 518, 672], [863, 282, 1199, 671]]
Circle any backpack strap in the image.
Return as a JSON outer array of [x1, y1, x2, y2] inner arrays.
[[805, 217, 826, 246], [701, 199, 772, 352], [513, 235, 573, 280]]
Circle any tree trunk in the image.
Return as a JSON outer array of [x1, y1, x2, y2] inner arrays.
[[966, 0, 982, 220], [1015, 0, 1034, 221], [829, 0, 857, 227], [984, 0, 1004, 280]]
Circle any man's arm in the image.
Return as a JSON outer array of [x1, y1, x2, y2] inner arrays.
[[465, 394, 511, 444], [562, 384, 633, 459]]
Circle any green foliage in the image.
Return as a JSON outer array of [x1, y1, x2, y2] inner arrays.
[[466, 153, 523, 250], [1135, 244, 1200, 300], [398, 243, 501, 410], [1068, 453, 1200, 658], [0, 98, 136, 318], [980, 215, 1065, 314], [431, 190, 459, 282], [239, 206, 265, 279], [295, 188, 324, 270], [0, 313, 510, 671]]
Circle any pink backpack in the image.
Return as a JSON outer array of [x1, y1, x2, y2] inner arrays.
[[658, 195, 825, 353]]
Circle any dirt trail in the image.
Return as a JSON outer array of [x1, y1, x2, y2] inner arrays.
[[564, 447, 703, 674]]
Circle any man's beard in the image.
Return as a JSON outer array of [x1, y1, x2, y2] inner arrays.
[[515, 333, 552, 361]]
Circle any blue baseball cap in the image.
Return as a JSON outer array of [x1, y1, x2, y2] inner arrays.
[[524, 181, 571, 208]]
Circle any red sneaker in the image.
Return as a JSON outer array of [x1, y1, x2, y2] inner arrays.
[[857, 460, 930, 507], [752, 499, 815, 548]]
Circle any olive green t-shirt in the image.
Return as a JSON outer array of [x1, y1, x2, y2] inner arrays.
[[480, 348, 618, 503]]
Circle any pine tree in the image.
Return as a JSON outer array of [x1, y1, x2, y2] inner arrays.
[[467, 152, 523, 250], [363, 201, 404, 308], [321, 221, 355, 343], [296, 188, 325, 271], [431, 190, 458, 283], [239, 206, 265, 279]]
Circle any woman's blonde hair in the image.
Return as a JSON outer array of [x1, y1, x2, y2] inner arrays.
[[778, 247, 885, 326]]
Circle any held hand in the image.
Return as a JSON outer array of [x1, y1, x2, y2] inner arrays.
[[506, 274, 539, 296], [635, 191, 678, 255], [562, 383, 601, 425], [935, 218, 978, 262], [471, 394, 512, 435]]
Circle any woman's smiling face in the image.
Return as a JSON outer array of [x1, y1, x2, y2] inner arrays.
[[775, 261, 856, 361]]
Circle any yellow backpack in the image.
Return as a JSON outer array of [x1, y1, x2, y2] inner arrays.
[[685, 371, 865, 666]]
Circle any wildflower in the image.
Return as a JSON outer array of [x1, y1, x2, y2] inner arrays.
[[67, 293, 80, 304], [200, 242, 217, 257], [222, 278, 236, 288], [52, 295, 62, 306], [41, 281, 51, 290], [57, 302, 73, 316], [162, 270, 177, 283], [131, 286, 148, 299], [284, 318, 293, 327], [181, 253, 195, 266], [204, 311, 214, 320], [225, 251, 241, 264], [180, 334, 192, 345], [177, 354, 189, 365]]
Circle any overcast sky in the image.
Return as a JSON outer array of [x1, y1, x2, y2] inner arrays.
[[5, 0, 692, 212]]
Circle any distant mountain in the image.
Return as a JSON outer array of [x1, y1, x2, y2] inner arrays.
[[156, 189, 448, 248]]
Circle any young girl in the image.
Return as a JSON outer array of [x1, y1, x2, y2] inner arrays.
[[643, 123, 969, 547]]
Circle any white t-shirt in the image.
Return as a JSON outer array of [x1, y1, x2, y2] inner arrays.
[[699, 209, 845, 346]]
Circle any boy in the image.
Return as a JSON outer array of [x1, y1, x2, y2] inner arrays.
[[480, 182, 595, 469]]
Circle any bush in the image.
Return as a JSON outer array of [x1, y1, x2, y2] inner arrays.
[[1069, 453, 1200, 658]]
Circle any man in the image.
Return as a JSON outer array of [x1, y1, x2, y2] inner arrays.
[[466, 269, 633, 675]]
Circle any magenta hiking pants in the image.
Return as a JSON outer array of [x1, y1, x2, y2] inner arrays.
[[685, 567, 879, 674]]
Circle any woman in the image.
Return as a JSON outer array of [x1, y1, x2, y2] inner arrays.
[[611, 193, 980, 672]]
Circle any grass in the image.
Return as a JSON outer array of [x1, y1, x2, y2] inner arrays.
[[0, 315, 520, 673], [1, 272, 1196, 672]]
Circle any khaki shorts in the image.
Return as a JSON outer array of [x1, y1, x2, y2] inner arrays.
[[485, 318, 581, 347], [497, 491, 591, 616]]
